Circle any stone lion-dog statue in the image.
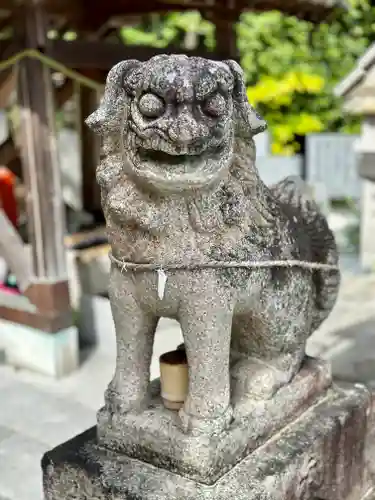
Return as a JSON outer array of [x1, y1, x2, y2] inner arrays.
[[86, 55, 340, 435]]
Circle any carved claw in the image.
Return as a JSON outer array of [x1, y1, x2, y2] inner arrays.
[[104, 384, 150, 415], [178, 405, 233, 436]]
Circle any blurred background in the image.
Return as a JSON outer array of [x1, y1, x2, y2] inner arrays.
[[1, 0, 375, 499]]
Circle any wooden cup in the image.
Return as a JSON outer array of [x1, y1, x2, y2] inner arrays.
[[159, 348, 188, 411]]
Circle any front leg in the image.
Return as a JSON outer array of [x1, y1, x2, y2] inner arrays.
[[178, 277, 234, 435], [105, 265, 158, 414]]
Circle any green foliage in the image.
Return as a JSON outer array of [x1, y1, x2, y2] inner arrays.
[[247, 71, 326, 154], [238, 6, 367, 152], [120, 12, 215, 49], [121, 3, 373, 153]]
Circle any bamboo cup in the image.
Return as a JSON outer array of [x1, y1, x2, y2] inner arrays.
[[159, 348, 188, 411]]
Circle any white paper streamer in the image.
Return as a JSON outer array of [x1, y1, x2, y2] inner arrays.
[[157, 268, 167, 300]]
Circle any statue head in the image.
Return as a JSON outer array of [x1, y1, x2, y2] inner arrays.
[[86, 55, 266, 193]]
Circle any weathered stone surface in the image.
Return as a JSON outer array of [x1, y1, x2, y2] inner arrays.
[[42, 55, 351, 500], [85, 54, 341, 438], [97, 356, 331, 484], [42, 383, 371, 500]]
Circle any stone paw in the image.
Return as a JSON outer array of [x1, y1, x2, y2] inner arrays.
[[178, 405, 233, 436], [104, 384, 149, 415], [231, 357, 291, 403]]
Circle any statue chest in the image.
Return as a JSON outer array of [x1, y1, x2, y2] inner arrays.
[[105, 190, 202, 263], [104, 181, 263, 264]]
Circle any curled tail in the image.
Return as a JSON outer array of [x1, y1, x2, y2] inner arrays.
[[270, 175, 341, 332]]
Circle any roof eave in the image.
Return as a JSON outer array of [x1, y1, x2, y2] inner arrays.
[[335, 43, 375, 97]]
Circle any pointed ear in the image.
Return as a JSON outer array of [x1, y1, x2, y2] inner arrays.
[[224, 59, 267, 138], [85, 59, 140, 135]]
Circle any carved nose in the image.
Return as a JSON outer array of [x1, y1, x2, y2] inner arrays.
[[168, 115, 198, 145]]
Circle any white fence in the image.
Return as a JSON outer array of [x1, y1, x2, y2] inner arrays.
[[255, 131, 361, 200], [257, 155, 301, 186], [306, 134, 361, 199]]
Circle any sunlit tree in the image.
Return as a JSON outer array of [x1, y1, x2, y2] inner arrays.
[[121, 1, 375, 153]]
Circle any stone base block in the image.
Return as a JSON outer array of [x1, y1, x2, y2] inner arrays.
[[0, 320, 79, 377], [42, 382, 371, 500], [97, 357, 332, 484]]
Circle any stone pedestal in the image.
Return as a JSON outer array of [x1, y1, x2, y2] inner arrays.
[[96, 357, 332, 484], [42, 367, 372, 500]]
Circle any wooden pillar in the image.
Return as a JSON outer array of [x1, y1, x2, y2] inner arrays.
[[0, 81, 76, 181], [9, 3, 73, 332], [16, 6, 66, 280], [78, 70, 102, 216], [214, 14, 239, 60]]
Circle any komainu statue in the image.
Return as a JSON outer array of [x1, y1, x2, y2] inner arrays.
[[86, 55, 340, 436]]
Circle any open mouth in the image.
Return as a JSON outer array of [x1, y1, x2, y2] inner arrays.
[[123, 130, 234, 192], [137, 148, 205, 167], [135, 142, 227, 173]]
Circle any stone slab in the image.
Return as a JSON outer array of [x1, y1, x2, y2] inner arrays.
[[97, 356, 331, 484], [0, 320, 79, 377], [0, 425, 14, 443], [0, 381, 95, 447], [0, 432, 48, 500], [42, 382, 370, 500]]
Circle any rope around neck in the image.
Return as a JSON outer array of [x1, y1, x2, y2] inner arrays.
[[109, 251, 339, 272], [109, 251, 340, 300]]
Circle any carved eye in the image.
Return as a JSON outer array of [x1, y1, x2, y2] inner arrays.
[[202, 93, 226, 117], [138, 93, 165, 118]]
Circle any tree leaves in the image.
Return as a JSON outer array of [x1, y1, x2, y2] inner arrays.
[[120, 4, 371, 153]]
